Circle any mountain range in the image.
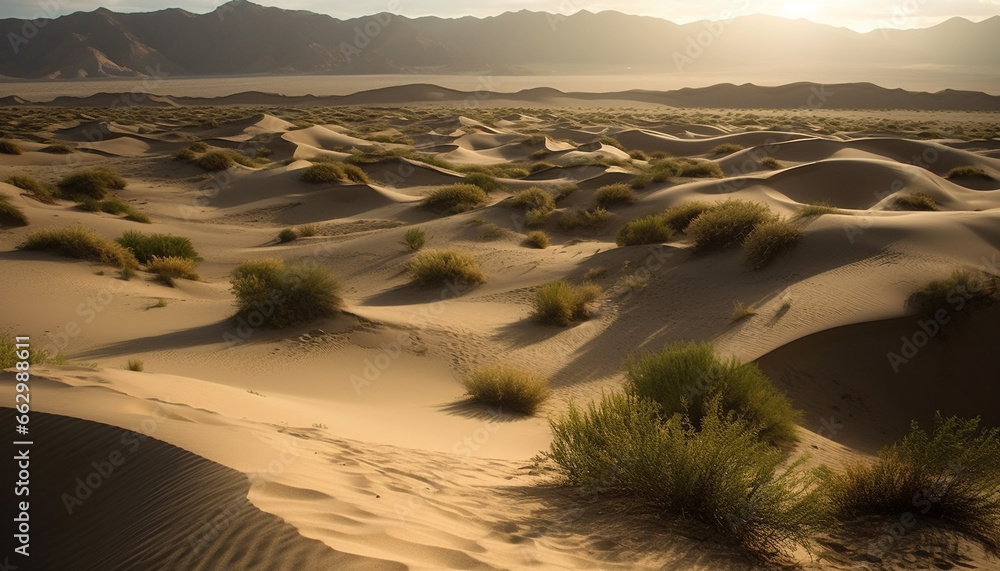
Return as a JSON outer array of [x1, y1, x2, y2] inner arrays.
[[0, 1, 998, 82]]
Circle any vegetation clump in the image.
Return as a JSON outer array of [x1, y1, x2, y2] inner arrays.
[[230, 258, 342, 328], [57, 168, 127, 200], [407, 250, 485, 286], [463, 366, 550, 415], [19, 226, 139, 269], [532, 280, 602, 326], [686, 200, 778, 252], [116, 231, 199, 264], [422, 184, 489, 214]]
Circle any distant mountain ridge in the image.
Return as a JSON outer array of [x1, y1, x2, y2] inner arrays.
[[7, 82, 1000, 111], [0, 1, 998, 80]]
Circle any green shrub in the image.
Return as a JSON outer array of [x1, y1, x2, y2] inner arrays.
[[686, 200, 777, 252], [297, 224, 319, 237], [629, 149, 650, 161], [0, 139, 22, 155], [301, 162, 344, 183], [510, 188, 556, 213], [530, 162, 557, 173], [532, 280, 602, 326], [126, 358, 144, 372], [124, 209, 151, 224], [945, 166, 994, 181], [116, 231, 199, 264], [277, 228, 298, 243], [174, 148, 197, 161], [596, 136, 625, 151], [595, 183, 637, 208], [711, 143, 745, 155], [662, 201, 714, 234], [403, 227, 426, 251], [523, 231, 548, 249], [477, 222, 510, 241], [230, 258, 342, 327], [19, 226, 138, 269], [0, 330, 50, 368], [342, 164, 369, 184], [548, 393, 826, 560], [422, 184, 488, 214], [891, 192, 939, 211], [0, 193, 29, 226], [463, 366, 550, 415], [906, 270, 1000, 316], [40, 144, 74, 154], [147, 256, 199, 286], [5, 175, 55, 203], [616, 215, 674, 246], [525, 208, 551, 228], [558, 207, 609, 231], [463, 173, 503, 193], [678, 161, 724, 178], [554, 185, 578, 202], [624, 341, 801, 445], [407, 250, 485, 286], [189, 141, 209, 152], [57, 168, 127, 200], [760, 157, 782, 170], [195, 150, 235, 171], [797, 202, 846, 218], [829, 413, 1000, 553], [743, 219, 804, 270], [456, 163, 529, 179]]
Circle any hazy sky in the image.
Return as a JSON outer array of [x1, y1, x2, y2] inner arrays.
[[3, 0, 999, 32]]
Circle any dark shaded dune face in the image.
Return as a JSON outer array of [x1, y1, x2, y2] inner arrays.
[[0, 409, 401, 571]]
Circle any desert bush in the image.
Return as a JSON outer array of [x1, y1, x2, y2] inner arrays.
[[195, 150, 235, 171], [57, 168, 127, 200], [510, 187, 556, 213], [407, 250, 485, 286], [662, 201, 714, 234], [174, 148, 197, 161], [147, 256, 199, 286], [760, 157, 782, 170], [797, 202, 846, 218], [583, 267, 607, 282], [342, 164, 369, 184], [0, 193, 29, 226], [19, 226, 138, 269], [906, 270, 1000, 317], [532, 280, 602, 326], [403, 227, 426, 251], [616, 215, 674, 246], [126, 358, 144, 372], [525, 230, 550, 249], [463, 173, 503, 193], [743, 219, 804, 270], [596, 136, 626, 151], [629, 149, 650, 161], [891, 192, 939, 211], [477, 222, 510, 241], [828, 413, 1000, 553], [297, 224, 319, 237], [300, 163, 344, 183], [0, 139, 22, 155], [731, 300, 757, 321], [686, 200, 777, 252], [945, 166, 994, 181], [463, 366, 550, 415], [530, 162, 557, 173], [40, 144, 74, 154], [230, 258, 342, 327], [711, 143, 745, 155], [554, 185, 578, 202], [0, 330, 50, 368], [525, 208, 551, 228], [456, 163, 529, 179], [624, 341, 801, 445], [558, 207, 609, 231], [116, 231, 199, 264], [277, 228, 298, 243], [422, 184, 488, 214], [548, 393, 826, 560], [5, 175, 55, 203], [595, 183, 637, 208], [678, 161, 724, 178]]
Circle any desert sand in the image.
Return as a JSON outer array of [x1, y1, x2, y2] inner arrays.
[[2, 91, 999, 570]]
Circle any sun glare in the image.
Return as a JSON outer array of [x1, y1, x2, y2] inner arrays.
[[776, 3, 822, 21]]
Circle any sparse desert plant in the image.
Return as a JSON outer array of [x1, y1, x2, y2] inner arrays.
[[5, 175, 55, 203], [711, 143, 745, 155], [422, 184, 488, 214], [596, 136, 625, 151], [407, 250, 485, 286], [743, 219, 805, 270], [230, 258, 342, 327], [463, 366, 550, 416], [797, 202, 846, 218], [678, 160, 724, 178], [126, 358, 144, 372], [146, 256, 199, 286], [945, 166, 994, 181], [760, 157, 782, 170], [116, 231, 199, 264], [40, 144, 74, 154], [277, 228, 298, 243], [510, 187, 556, 213], [828, 413, 1000, 553], [662, 201, 715, 234], [558, 207, 609, 231], [0, 139, 22, 155], [0, 193, 29, 226], [189, 141, 209, 153], [686, 200, 778, 252], [341, 164, 369, 184], [617, 272, 650, 294], [463, 173, 503, 193], [891, 192, 939, 211], [524, 207, 551, 228], [595, 183, 638, 208], [0, 330, 50, 367], [547, 393, 826, 560], [628, 149, 650, 161], [583, 267, 607, 282], [616, 215, 674, 246], [174, 148, 197, 161], [532, 280, 602, 326], [530, 161, 557, 173], [403, 227, 426, 251], [624, 341, 801, 445], [19, 226, 138, 269], [906, 270, 1000, 317], [554, 185, 578, 202], [153, 298, 167, 308], [194, 150, 235, 171], [300, 162, 344, 183], [57, 168, 127, 200], [525, 230, 550, 249], [478, 222, 510, 241], [119, 266, 135, 280], [297, 224, 319, 237], [732, 300, 758, 321]]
